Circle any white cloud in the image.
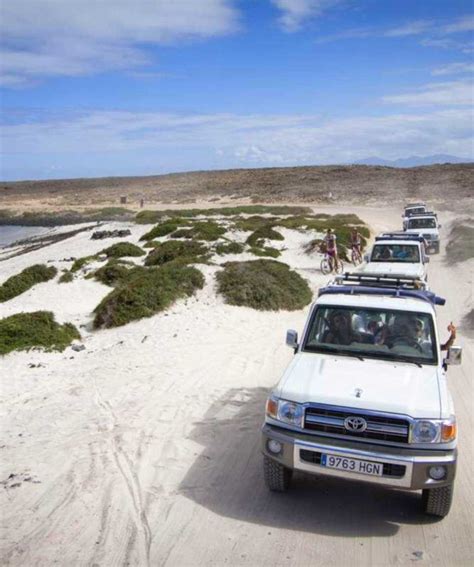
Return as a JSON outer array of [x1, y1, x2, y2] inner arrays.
[[271, 0, 341, 32], [382, 81, 474, 106], [0, 0, 239, 85], [384, 20, 433, 37], [2, 108, 472, 176], [431, 62, 474, 76], [443, 15, 474, 33]]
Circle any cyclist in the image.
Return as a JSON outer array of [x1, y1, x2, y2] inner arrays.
[[323, 228, 338, 271], [350, 227, 362, 262]]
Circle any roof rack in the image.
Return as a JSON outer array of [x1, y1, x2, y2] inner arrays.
[[318, 284, 445, 306], [335, 272, 427, 290], [405, 202, 426, 208], [406, 211, 437, 218], [318, 273, 445, 305], [376, 232, 426, 242]]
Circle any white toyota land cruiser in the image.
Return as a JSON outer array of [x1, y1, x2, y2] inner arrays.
[[262, 274, 462, 517], [404, 212, 441, 254], [360, 233, 430, 284], [402, 202, 427, 230]]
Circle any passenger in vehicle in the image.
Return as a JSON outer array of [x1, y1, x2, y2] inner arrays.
[[323, 310, 361, 345]]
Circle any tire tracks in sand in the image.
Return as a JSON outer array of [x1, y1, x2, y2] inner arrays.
[[91, 376, 152, 567]]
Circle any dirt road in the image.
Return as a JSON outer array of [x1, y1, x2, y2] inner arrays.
[[1, 206, 472, 566]]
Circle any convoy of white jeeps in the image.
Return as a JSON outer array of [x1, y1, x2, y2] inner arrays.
[[262, 203, 462, 518]]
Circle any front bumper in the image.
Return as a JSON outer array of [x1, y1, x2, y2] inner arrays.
[[262, 423, 456, 490]]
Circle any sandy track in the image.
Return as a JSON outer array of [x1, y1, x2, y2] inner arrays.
[[0, 206, 473, 566]]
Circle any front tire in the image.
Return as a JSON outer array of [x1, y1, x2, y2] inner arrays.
[[320, 258, 331, 275], [422, 484, 454, 517], [263, 455, 292, 492]]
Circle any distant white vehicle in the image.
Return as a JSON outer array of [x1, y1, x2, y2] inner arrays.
[[262, 273, 462, 518], [361, 233, 429, 284], [402, 203, 427, 230], [404, 212, 441, 254]]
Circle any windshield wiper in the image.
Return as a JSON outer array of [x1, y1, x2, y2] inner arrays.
[[388, 356, 423, 368]]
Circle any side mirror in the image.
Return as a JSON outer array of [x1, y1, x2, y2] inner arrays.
[[446, 345, 462, 366], [286, 329, 298, 350]]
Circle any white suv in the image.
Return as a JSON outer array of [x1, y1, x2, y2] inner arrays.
[[404, 212, 441, 254], [402, 202, 427, 230], [262, 275, 462, 517], [361, 233, 429, 284]]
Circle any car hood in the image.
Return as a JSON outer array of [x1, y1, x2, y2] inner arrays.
[[361, 263, 425, 278], [406, 228, 438, 237], [276, 353, 441, 418]]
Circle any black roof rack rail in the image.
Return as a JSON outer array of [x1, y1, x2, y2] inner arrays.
[[334, 272, 426, 290], [318, 284, 445, 306], [406, 211, 437, 218]]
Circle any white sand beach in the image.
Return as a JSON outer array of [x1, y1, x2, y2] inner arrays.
[[0, 205, 472, 566]]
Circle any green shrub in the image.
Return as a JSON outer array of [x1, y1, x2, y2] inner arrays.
[[216, 260, 312, 311], [71, 255, 97, 272], [232, 216, 278, 231], [135, 205, 312, 223], [215, 242, 244, 255], [91, 261, 142, 287], [246, 226, 284, 247], [58, 271, 73, 284], [249, 246, 281, 258], [0, 311, 80, 355], [171, 221, 226, 241], [145, 240, 209, 266], [100, 242, 145, 258], [0, 264, 57, 302], [93, 265, 205, 328], [139, 218, 189, 240]]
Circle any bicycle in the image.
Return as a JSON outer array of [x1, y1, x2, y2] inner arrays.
[[320, 252, 344, 275], [351, 244, 363, 266]]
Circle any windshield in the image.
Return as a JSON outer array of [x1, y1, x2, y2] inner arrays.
[[405, 207, 425, 216], [408, 218, 437, 229], [371, 244, 420, 263], [303, 306, 437, 365]]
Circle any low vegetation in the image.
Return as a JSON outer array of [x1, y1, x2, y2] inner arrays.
[[216, 260, 312, 311], [90, 261, 141, 287], [135, 205, 312, 224], [100, 242, 145, 258], [145, 240, 209, 266], [215, 242, 244, 255], [246, 226, 284, 247], [139, 218, 189, 240], [58, 271, 74, 284], [0, 264, 57, 302], [0, 311, 80, 355], [0, 208, 134, 227], [71, 255, 97, 272], [93, 265, 205, 328], [249, 246, 281, 258], [171, 220, 226, 241]]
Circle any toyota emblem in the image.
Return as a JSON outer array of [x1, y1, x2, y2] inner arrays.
[[344, 416, 367, 432]]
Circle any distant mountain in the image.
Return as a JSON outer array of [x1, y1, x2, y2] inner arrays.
[[354, 154, 473, 168]]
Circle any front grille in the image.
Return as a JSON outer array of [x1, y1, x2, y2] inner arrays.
[[300, 449, 406, 478], [304, 406, 410, 444]]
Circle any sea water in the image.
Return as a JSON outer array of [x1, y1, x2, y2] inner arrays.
[[0, 226, 50, 247]]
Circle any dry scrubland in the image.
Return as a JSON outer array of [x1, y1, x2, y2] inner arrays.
[[1, 163, 473, 218]]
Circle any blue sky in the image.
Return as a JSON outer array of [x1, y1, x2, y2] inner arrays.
[[0, 0, 473, 180]]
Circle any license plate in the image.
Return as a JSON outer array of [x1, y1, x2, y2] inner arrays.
[[320, 454, 383, 476]]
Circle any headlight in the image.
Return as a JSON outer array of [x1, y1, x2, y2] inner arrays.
[[411, 417, 456, 443], [266, 396, 304, 428]]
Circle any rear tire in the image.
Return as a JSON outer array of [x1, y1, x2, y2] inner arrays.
[[263, 455, 292, 492], [422, 484, 454, 517]]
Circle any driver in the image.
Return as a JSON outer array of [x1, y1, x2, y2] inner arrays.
[[387, 316, 456, 352]]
